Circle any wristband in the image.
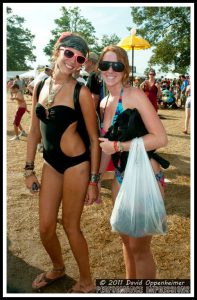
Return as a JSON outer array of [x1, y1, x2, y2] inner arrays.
[[89, 181, 97, 186], [113, 141, 119, 152]]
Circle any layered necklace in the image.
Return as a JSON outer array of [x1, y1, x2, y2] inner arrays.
[[45, 77, 70, 118]]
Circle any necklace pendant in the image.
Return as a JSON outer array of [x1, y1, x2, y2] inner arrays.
[[48, 94, 54, 104]]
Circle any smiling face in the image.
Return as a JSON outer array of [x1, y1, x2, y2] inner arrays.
[[100, 51, 124, 88], [56, 47, 86, 75]]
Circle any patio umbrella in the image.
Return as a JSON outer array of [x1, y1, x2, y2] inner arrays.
[[118, 28, 151, 85]]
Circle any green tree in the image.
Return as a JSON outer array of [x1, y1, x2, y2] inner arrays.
[[7, 7, 36, 71], [43, 6, 97, 57], [94, 34, 121, 54], [130, 7, 190, 73]]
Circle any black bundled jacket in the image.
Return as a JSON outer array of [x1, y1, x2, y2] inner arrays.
[[104, 108, 170, 172]]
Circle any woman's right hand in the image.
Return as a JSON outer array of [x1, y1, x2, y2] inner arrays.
[[25, 174, 40, 194]]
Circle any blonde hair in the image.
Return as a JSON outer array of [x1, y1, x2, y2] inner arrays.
[[98, 45, 130, 86]]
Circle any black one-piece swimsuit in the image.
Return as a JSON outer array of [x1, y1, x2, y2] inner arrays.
[[35, 103, 90, 174]]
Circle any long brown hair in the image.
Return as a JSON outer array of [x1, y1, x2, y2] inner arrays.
[[98, 45, 130, 86]]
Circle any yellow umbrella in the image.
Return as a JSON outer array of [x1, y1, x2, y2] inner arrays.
[[118, 28, 151, 85]]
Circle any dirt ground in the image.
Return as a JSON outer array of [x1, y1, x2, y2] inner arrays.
[[6, 94, 191, 294]]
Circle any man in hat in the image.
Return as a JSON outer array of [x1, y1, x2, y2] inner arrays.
[[27, 64, 53, 94], [85, 52, 103, 121]]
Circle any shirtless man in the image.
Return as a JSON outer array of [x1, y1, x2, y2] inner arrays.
[[10, 83, 29, 141]]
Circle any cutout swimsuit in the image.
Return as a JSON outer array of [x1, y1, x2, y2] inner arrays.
[[35, 101, 89, 174]]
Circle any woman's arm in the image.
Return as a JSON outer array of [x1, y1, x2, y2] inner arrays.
[[156, 82, 162, 99], [122, 88, 168, 152], [24, 81, 42, 193], [99, 87, 168, 155], [26, 81, 42, 162], [79, 85, 101, 204]]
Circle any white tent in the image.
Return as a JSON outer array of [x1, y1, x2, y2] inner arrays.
[[164, 72, 180, 79], [7, 71, 25, 80], [19, 70, 36, 78]]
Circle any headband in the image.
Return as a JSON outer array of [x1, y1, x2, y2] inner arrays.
[[56, 32, 89, 57]]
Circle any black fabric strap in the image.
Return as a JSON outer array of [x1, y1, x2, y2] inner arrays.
[[36, 77, 48, 101]]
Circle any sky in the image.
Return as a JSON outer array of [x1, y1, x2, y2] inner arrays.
[[4, 3, 193, 76]]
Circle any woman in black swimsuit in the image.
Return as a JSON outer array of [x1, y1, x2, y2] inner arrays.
[[24, 32, 101, 292]]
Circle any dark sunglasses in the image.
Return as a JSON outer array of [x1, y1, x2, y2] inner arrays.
[[99, 61, 125, 72], [59, 48, 87, 64], [149, 73, 155, 76]]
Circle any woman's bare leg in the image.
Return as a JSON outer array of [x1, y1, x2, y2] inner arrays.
[[128, 236, 156, 279], [38, 162, 65, 275], [62, 161, 95, 292]]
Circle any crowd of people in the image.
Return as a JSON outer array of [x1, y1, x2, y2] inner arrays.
[[7, 31, 191, 293]]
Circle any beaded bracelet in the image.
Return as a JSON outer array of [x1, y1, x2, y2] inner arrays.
[[24, 161, 34, 170], [89, 173, 101, 183]]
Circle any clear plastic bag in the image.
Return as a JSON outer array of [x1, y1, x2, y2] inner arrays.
[[110, 137, 167, 237]]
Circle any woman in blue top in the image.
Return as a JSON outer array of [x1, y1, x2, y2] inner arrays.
[[98, 45, 168, 279]]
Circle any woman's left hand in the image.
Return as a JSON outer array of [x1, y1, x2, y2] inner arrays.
[[85, 184, 99, 205], [99, 137, 116, 155]]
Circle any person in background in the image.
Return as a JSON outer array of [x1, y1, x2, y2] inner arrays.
[[180, 75, 189, 107], [140, 68, 162, 112], [27, 65, 53, 94], [24, 32, 100, 293], [98, 45, 168, 279], [73, 67, 86, 85], [9, 83, 29, 141], [182, 79, 191, 134], [13, 75, 25, 94], [85, 52, 102, 120], [133, 76, 140, 88]]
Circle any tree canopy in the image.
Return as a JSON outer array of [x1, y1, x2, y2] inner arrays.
[[43, 6, 97, 57], [7, 7, 36, 71], [130, 7, 191, 73], [43, 6, 121, 58], [95, 34, 121, 54]]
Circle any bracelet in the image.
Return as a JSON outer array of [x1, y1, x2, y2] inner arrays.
[[24, 161, 34, 170], [89, 173, 101, 183], [113, 141, 119, 152], [89, 181, 97, 186], [23, 170, 36, 178], [117, 141, 124, 152]]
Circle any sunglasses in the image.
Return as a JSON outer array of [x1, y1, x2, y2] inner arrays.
[[149, 73, 155, 76], [99, 61, 125, 72], [59, 48, 87, 64]]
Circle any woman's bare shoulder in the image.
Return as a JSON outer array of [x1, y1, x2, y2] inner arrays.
[[124, 86, 147, 108]]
